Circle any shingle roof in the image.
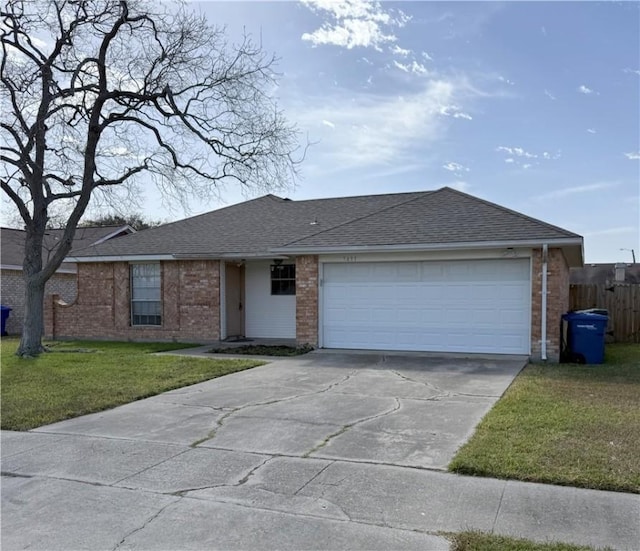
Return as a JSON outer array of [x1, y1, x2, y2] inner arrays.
[[70, 187, 581, 259], [279, 187, 581, 249], [1, 225, 133, 268], [71, 191, 426, 257]]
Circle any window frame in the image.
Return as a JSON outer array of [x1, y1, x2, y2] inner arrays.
[[270, 263, 296, 296], [130, 262, 163, 326]]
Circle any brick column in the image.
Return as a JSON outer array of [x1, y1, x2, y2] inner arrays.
[[531, 248, 570, 361], [296, 255, 319, 347]]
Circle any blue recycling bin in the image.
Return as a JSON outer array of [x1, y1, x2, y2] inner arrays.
[[1, 305, 12, 336], [562, 311, 608, 364]]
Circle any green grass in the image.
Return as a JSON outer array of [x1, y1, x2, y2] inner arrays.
[[0, 338, 262, 431], [449, 531, 610, 551], [449, 344, 640, 493]]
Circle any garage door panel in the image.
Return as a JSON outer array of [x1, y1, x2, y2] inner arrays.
[[322, 259, 530, 354]]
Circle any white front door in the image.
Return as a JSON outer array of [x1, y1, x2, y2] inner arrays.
[[321, 258, 530, 354]]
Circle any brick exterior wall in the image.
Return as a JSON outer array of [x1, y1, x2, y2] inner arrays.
[[531, 248, 571, 361], [1, 269, 77, 335], [295, 255, 319, 347], [45, 260, 220, 342]]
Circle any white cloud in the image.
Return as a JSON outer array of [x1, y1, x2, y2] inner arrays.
[[393, 60, 409, 73], [624, 152, 640, 160], [390, 44, 410, 57], [544, 89, 556, 100], [535, 182, 620, 201], [302, 18, 395, 50], [497, 75, 515, 86], [497, 146, 560, 169], [301, 0, 409, 50], [393, 60, 428, 75], [421, 51, 433, 61], [623, 68, 640, 76], [322, 119, 335, 128], [292, 79, 471, 167], [578, 84, 598, 95], [496, 146, 537, 159], [452, 111, 472, 120], [442, 162, 469, 173], [587, 128, 597, 134], [439, 105, 472, 120]]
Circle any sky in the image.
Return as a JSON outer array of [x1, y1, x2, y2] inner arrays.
[[4, 1, 640, 263], [177, 0, 640, 264]]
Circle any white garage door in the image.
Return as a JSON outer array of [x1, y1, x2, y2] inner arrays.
[[322, 259, 531, 354]]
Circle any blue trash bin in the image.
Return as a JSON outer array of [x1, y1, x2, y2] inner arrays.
[[562, 311, 608, 364], [1, 305, 12, 336]]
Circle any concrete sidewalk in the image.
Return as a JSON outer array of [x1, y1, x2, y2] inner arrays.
[[2, 430, 638, 550], [2, 352, 638, 550]]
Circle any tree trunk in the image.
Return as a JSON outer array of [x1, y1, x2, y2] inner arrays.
[[16, 223, 47, 357], [17, 279, 47, 357]]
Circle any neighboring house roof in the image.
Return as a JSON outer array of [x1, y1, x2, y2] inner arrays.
[[68, 187, 584, 265], [1, 225, 135, 271], [570, 263, 640, 285]]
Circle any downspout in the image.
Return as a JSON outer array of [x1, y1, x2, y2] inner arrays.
[[541, 244, 548, 361]]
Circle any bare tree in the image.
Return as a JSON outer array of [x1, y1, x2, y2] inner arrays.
[[1, 0, 301, 356]]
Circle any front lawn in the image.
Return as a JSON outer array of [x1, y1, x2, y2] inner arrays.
[[1, 339, 262, 431], [450, 531, 610, 551], [449, 343, 640, 493]]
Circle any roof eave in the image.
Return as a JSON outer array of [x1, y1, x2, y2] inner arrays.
[[272, 238, 584, 267], [67, 251, 293, 263]]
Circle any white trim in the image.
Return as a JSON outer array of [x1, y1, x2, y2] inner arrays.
[[319, 248, 533, 264], [91, 225, 136, 245], [541, 244, 548, 361], [68, 254, 175, 262], [1, 263, 77, 274], [69, 253, 292, 262], [318, 261, 325, 348], [274, 238, 583, 254]]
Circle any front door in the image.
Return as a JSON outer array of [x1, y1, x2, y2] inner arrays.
[[225, 263, 245, 338]]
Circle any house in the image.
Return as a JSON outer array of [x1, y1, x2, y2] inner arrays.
[[1, 225, 134, 334], [570, 263, 640, 285], [46, 187, 584, 361]]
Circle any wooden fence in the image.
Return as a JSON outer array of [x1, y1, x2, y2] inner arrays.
[[569, 283, 640, 343]]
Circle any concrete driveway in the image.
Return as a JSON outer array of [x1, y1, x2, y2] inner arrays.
[[3, 351, 638, 550]]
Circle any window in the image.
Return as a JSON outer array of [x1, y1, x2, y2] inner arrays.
[[271, 264, 295, 295], [130, 263, 162, 326]]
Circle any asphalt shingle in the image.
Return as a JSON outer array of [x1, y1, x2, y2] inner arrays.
[[69, 188, 580, 259]]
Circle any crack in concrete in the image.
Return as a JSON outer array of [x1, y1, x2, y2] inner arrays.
[[293, 461, 335, 496], [112, 498, 179, 550], [317, 369, 359, 393], [390, 370, 449, 397], [188, 371, 361, 448], [236, 456, 274, 486], [1, 471, 33, 479], [304, 397, 402, 457], [152, 401, 233, 412], [112, 447, 192, 487], [491, 482, 507, 532]]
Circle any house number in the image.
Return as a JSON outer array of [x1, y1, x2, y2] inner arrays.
[[342, 255, 357, 262]]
